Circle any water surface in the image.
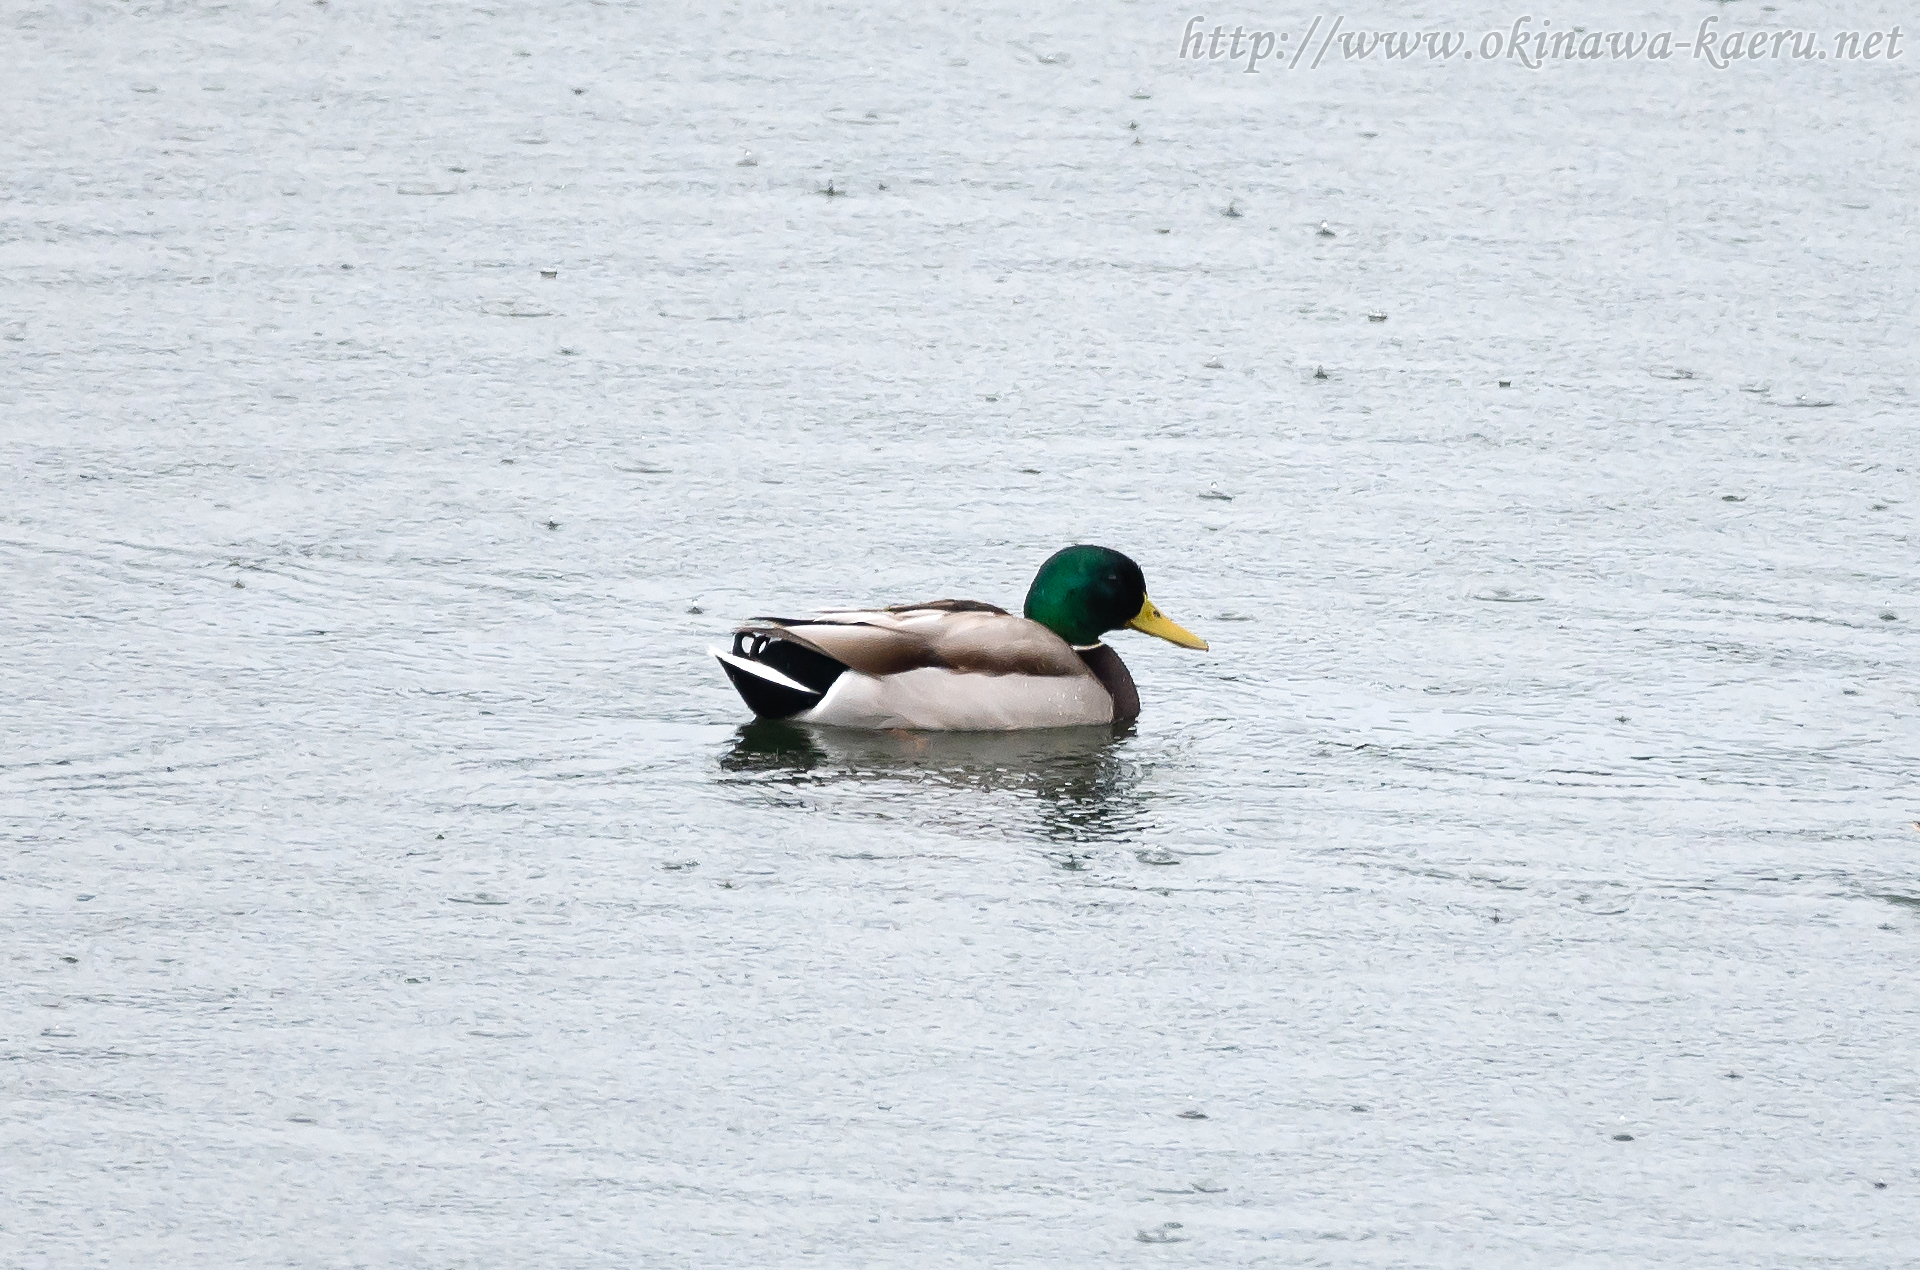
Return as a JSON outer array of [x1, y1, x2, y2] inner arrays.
[[4, 1, 1917, 1265]]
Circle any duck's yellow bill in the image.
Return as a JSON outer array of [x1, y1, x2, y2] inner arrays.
[[1127, 596, 1209, 650]]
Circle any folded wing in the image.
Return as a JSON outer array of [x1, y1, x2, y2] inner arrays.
[[746, 602, 1089, 679]]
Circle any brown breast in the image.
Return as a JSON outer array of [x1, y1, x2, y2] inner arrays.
[[1075, 644, 1139, 724]]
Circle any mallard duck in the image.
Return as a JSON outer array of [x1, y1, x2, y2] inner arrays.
[[710, 545, 1207, 730]]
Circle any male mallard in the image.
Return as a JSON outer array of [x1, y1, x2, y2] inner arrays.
[[710, 545, 1207, 730]]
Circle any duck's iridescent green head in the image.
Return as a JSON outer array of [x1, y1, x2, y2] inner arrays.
[[1022, 545, 1209, 650]]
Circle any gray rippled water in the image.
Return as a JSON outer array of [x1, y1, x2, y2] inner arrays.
[[4, 1, 1917, 1265]]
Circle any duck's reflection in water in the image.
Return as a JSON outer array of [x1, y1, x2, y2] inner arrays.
[[720, 720, 1149, 847]]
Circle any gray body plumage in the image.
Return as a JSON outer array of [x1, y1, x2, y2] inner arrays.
[[712, 603, 1129, 731]]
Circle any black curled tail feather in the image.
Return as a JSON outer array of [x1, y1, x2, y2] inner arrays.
[[733, 630, 847, 694], [720, 629, 850, 719]]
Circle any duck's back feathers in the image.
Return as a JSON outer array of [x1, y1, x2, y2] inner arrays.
[[744, 605, 1088, 679]]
